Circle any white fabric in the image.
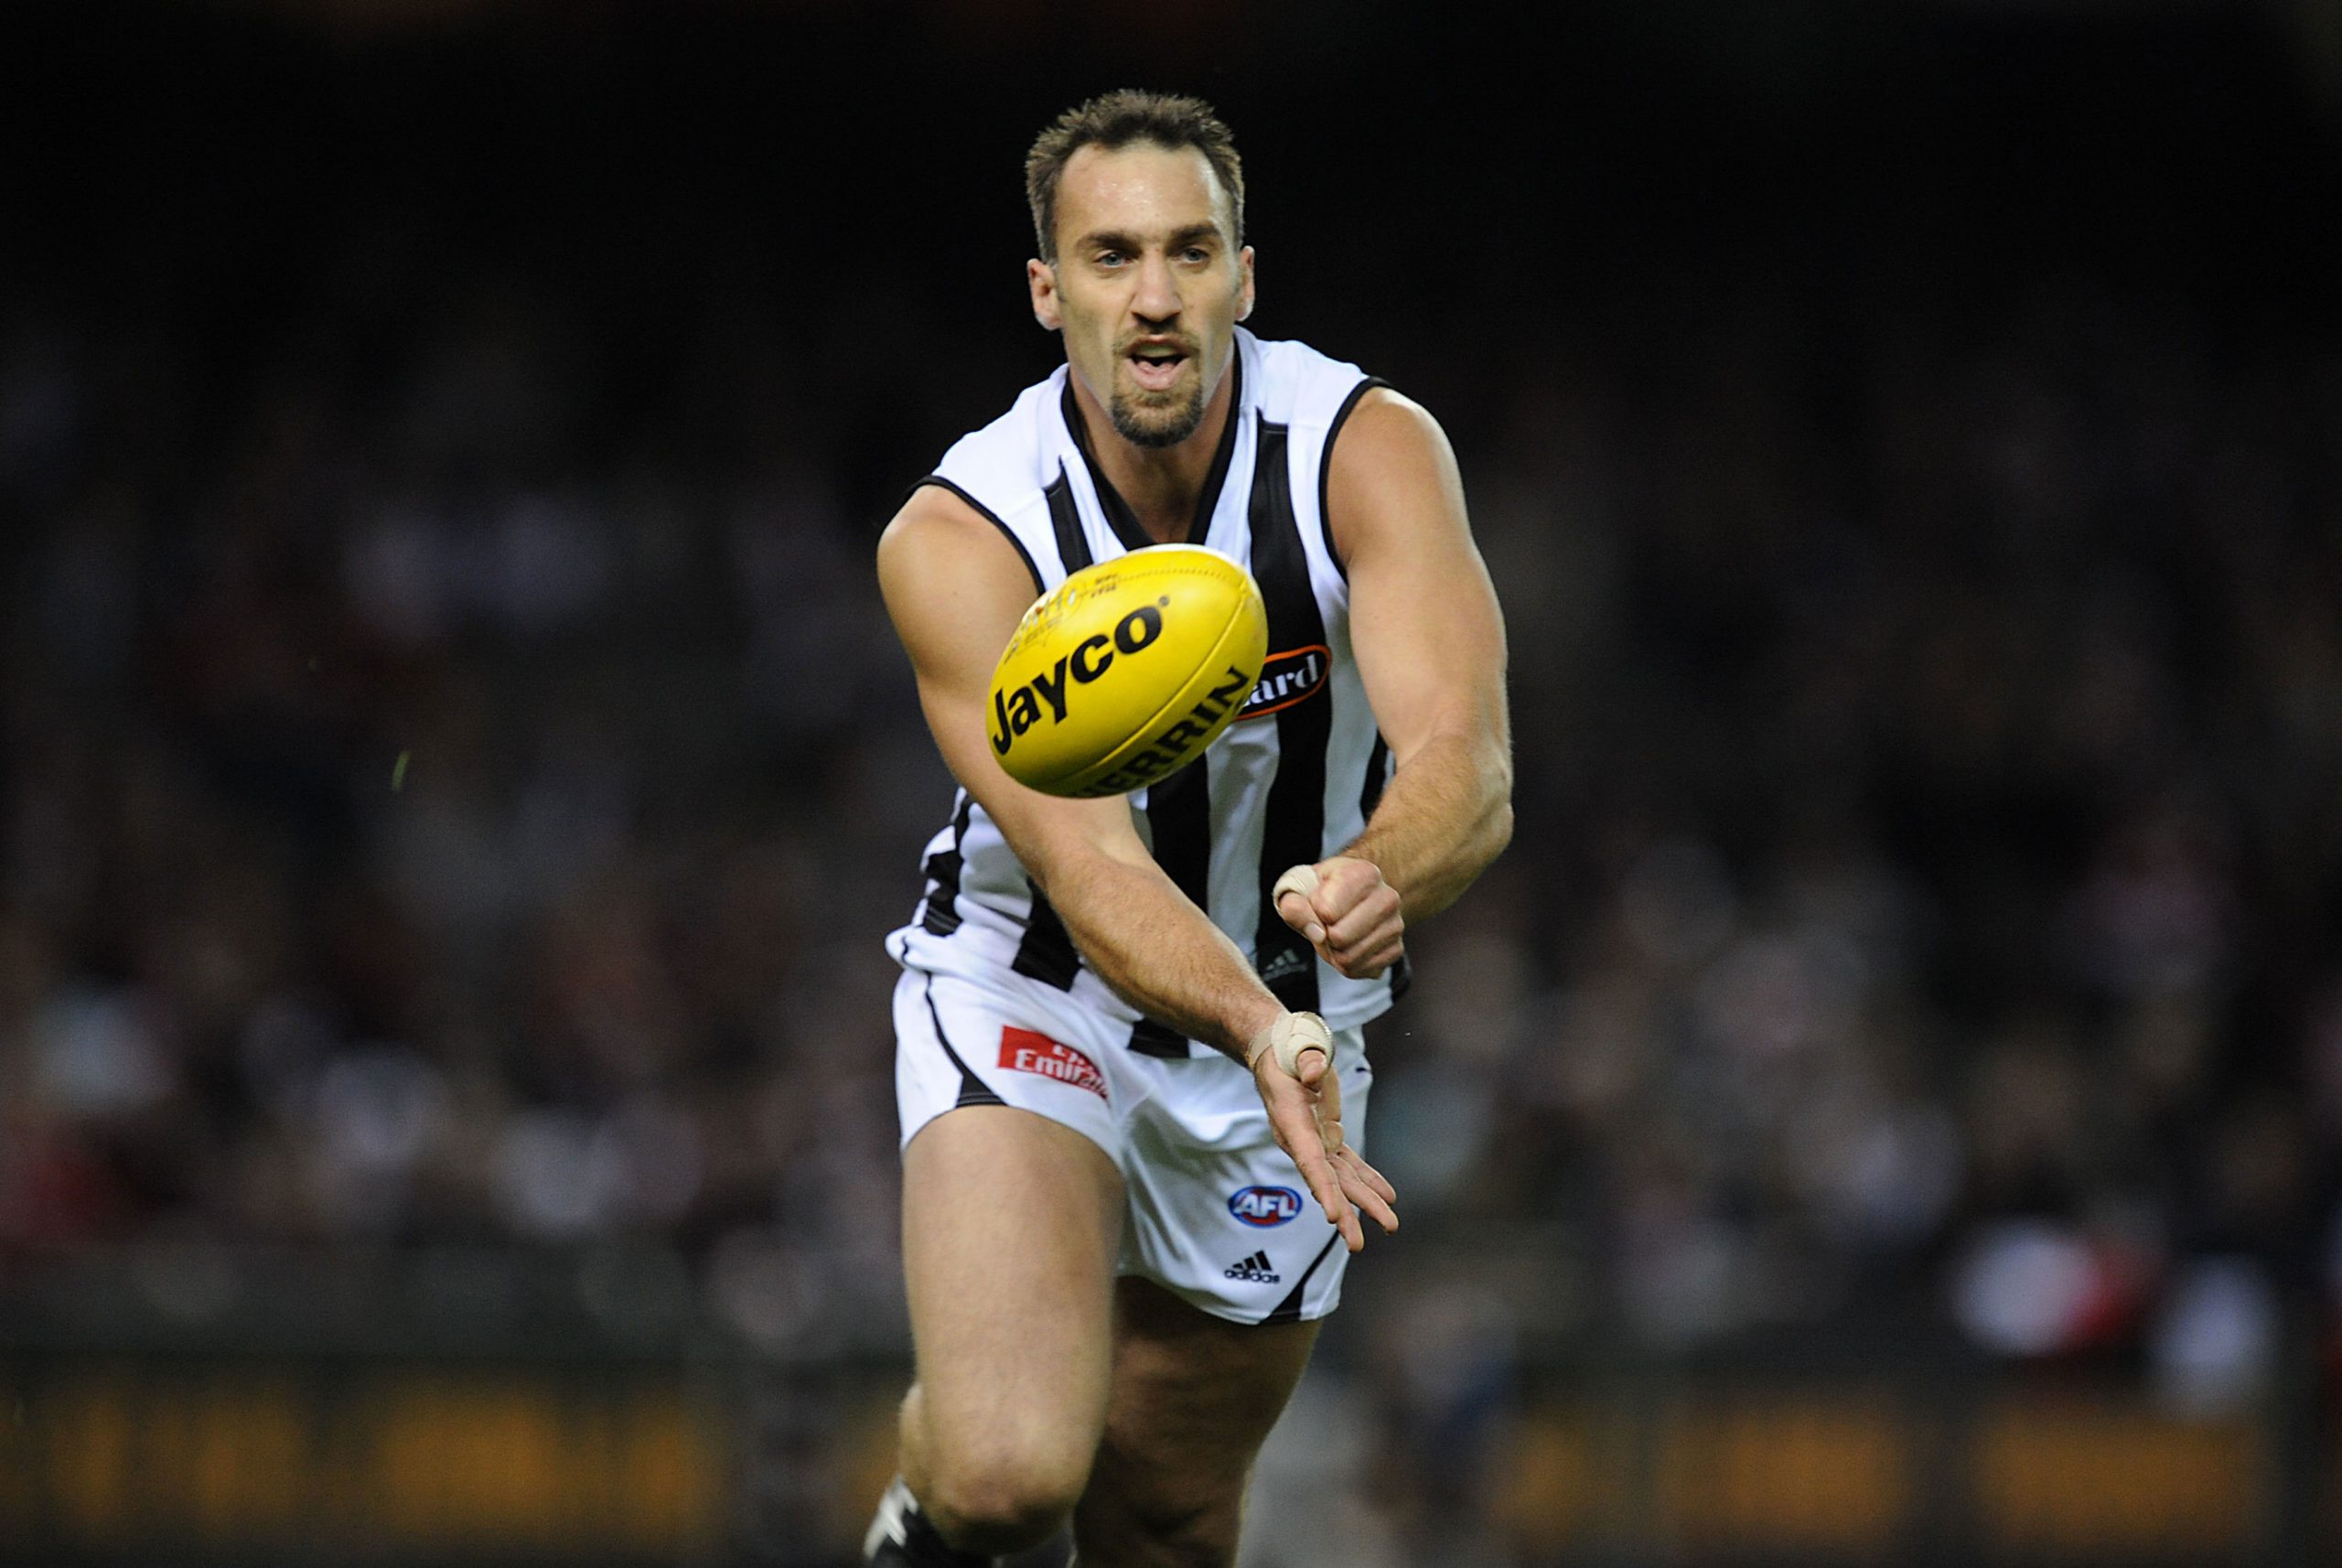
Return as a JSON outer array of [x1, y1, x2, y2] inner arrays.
[[892, 962, 1370, 1326]]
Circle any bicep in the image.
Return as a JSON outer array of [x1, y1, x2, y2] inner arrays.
[[1327, 392, 1509, 766], [876, 495, 1147, 883]]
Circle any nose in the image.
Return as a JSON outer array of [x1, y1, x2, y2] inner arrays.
[[1130, 249, 1180, 326]]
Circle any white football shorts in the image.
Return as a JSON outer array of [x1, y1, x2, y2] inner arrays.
[[890, 959, 1372, 1326]]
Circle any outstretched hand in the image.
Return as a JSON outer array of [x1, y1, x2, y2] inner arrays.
[[1249, 1012, 1398, 1253], [1273, 857, 1405, 979]]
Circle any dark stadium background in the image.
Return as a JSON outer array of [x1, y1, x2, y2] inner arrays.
[[2, 1, 2339, 1563]]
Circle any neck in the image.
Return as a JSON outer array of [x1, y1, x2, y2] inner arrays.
[[1067, 355, 1238, 545]]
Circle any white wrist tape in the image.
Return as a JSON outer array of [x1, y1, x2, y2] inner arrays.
[[1247, 1010, 1333, 1077]]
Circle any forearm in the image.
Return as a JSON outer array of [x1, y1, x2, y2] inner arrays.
[[1037, 852, 1285, 1062], [1347, 727, 1513, 921]]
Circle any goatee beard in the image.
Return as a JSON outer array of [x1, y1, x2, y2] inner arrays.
[[1109, 383, 1208, 449]]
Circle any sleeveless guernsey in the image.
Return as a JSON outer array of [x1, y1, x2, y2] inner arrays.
[[889, 327, 1407, 1051]]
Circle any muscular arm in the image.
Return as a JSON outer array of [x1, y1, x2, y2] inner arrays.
[[1275, 389, 1512, 973], [876, 489, 1284, 1061]]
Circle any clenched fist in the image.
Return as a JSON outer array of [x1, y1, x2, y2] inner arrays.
[[1273, 856, 1404, 979]]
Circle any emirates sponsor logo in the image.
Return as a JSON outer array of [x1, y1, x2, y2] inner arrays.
[[997, 1027, 1107, 1100]]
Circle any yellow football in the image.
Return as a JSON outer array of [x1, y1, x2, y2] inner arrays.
[[987, 544, 1269, 798]]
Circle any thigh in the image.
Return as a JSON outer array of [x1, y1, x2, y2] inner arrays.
[[1072, 1276, 1320, 1568], [901, 1101, 1125, 1491]]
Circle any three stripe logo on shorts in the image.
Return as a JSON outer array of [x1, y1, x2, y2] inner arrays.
[[1222, 1251, 1281, 1283]]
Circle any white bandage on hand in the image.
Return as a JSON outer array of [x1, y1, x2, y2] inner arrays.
[[1248, 1010, 1343, 1154], [1247, 1009, 1332, 1076], [1272, 863, 1322, 918]]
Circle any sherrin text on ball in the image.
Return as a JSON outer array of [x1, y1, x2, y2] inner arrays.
[[987, 544, 1269, 798]]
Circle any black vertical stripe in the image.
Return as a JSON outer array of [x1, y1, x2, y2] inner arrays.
[[919, 791, 972, 936], [1128, 1019, 1188, 1058], [1356, 735, 1411, 1001], [1015, 472, 1093, 994], [1129, 751, 1213, 1059], [1145, 729, 1214, 910], [1249, 416, 1330, 1014], [1264, 1230, 1344, 1325], [923, 978, 1004, 1109], [1044, 467, 1093, 572], [1012, 878, 1082, 991]]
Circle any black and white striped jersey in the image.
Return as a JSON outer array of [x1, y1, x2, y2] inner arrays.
[[889, 328, 1408, 1053]]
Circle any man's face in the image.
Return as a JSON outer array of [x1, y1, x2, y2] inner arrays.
[[1029, 142, 1255, 450]]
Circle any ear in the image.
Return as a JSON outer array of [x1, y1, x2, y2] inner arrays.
[[1027, 258, 1063, 332], [1236, 245, 1256, 323]]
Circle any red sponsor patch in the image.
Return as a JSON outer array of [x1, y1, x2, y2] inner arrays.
[[997, 1027, 1108, 1100]]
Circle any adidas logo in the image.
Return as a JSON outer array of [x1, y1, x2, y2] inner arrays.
[[1257, 949, 1310, 984], [1222, 1250, 1281, 1283]]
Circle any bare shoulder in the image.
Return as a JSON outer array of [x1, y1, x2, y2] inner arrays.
[[1324, 386, 1470, 567], [878, 484, 1037, 623], [1338, 385, 1452, 458], [877, 482, 1012, 583]]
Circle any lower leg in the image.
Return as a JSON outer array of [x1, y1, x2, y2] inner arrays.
[[1071, 1280, 1320, 1568]]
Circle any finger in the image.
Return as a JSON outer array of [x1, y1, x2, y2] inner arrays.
[[1262, 1071, 1327, 1164], [1295, 1046, 1328, 1089], [1273, 865, 1327, 943], [1275, 890, 1326, 945], [1321, 1166, 1366, 1251], [1323, 894, 1400, 954], [1307, 861, 1375, 923], [1334, 1155, 1399, 1234], [1325, 925, 1399, 969], [1335, 935, 1406, 980], [1314, 1058, 1344, 1144], [1281, 1122, 1361, 1250], [1312, 1151, 1366, 1252], [1334, 1144, 1398, 1207]]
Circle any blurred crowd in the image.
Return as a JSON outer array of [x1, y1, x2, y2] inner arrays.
[[7, 233, 2337, 1388], [1, 16, 2339, 1561]]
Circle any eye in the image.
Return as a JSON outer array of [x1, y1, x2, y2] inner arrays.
[[1096, 250, 1127, 268], [1182, 247, 1210, 264]]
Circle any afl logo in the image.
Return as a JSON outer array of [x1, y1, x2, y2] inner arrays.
[[1238, 646, 1329, 720], [1228, 1186, 1303, 1227]]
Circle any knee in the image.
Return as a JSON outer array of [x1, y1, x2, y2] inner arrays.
[[923, 1444, 1089, 1556]]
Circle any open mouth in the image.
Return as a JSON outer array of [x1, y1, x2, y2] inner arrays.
[[1125, 345, 1189, 392]]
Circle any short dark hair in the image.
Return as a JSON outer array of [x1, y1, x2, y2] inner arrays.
[[1025, 90, 1245, 264]]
